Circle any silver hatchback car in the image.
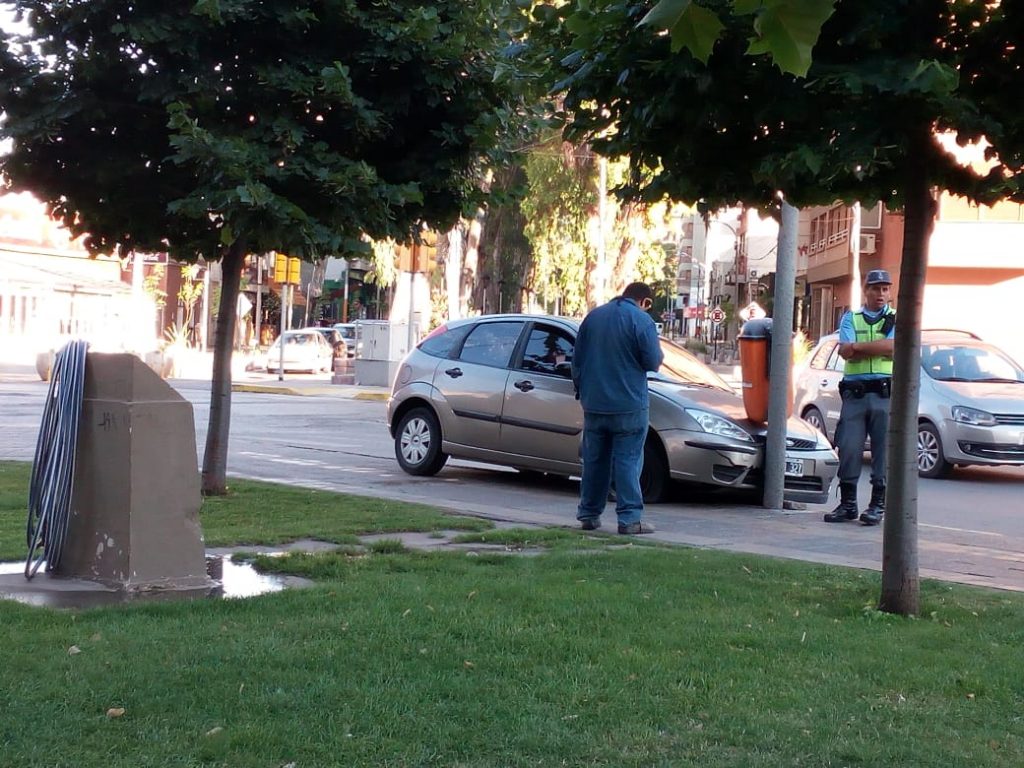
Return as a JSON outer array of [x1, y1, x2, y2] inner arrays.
[[387, 315, 838, 504], [794, 331, 1024, 478]]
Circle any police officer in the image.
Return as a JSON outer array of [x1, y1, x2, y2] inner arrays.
[[823, 269, 896, 526]]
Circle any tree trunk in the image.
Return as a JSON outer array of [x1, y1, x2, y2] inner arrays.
[[201, 237, 247, 496], [879, 137, 935, 615]]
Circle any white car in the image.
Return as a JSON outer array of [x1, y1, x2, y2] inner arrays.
[[266, 329, 335, 373], [794, 331, 1024, 477]]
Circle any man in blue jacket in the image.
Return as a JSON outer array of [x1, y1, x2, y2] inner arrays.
[[572, 282, 665, 534]]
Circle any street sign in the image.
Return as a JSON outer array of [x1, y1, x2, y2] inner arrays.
[[709, 306, 726, 324]]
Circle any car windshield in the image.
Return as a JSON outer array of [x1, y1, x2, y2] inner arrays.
[[922, 343, 1024, 383], [655, 338, 734, 391], [334, 325, 356, 339]]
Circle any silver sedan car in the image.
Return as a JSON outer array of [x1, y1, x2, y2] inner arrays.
[[794, 331, 1024, 477], [387, 315, 837, 504]]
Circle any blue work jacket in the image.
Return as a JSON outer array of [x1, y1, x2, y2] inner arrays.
[[571, 296, 664, 414]]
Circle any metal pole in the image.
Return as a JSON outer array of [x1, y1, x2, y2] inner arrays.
[[254, 255, 263, 349], [277, 282, 287, 381], [763, 200, 799, 510]]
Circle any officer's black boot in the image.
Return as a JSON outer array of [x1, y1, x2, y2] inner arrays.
[[860, 483, 885, 526], [824, 482, 858, 523]]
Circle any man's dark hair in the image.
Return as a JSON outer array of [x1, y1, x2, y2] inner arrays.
[[621, 282, 654, 302]]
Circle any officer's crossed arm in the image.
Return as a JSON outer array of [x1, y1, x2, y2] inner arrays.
[[839, 338, 894, 361]]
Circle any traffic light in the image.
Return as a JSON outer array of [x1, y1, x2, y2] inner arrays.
[[273, 253, 288, 283], [287, 257, 301, 285]]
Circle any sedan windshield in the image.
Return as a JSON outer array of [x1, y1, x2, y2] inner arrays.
[[922, 343, 1024, 383], [656, 338, 734, 391]]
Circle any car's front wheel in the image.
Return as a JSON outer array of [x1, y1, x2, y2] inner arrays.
[[917, 421, 951, 479], [395, 407, 449, 476], [639, 436, 669, 504]]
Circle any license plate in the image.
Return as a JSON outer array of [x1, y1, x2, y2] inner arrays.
[[785, 459, 804, 477]]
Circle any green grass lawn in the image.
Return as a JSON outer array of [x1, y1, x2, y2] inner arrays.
[[2, 460, 1023, 767]]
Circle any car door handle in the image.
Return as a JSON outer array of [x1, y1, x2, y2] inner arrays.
[[513, 380, 535, 392], [821, 379, 831, 387], [445, 367, 463, 378]]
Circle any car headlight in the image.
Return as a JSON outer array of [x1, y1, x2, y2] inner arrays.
[[951, 406, 997, 427], [685, 408, 753, 442]]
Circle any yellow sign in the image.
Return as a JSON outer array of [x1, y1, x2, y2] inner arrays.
[[287, 257, 301, 285]]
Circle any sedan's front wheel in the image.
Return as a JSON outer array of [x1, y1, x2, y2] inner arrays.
[[639, 436, 669, 504], [917, 422, 951, 479], [395, 407, 449, 476]]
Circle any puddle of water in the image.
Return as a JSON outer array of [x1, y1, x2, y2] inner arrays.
[[0, 555, 309, 610]]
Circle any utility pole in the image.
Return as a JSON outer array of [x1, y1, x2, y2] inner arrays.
[[850, 202, 863, 311], [763, 200, 799, 510], [596, 157, 608, 305]]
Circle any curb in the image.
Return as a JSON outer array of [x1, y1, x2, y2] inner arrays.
[[231, 383, 389, 400], [353, 392, 389, 401], [232, 384, 309, 396]]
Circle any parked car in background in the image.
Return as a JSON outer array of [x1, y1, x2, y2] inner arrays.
[[332, 323, 360, 358], [266, 328, 335, 373], [794, 331, 1024, 478], [313, 327, 348, 360], [386, 314, 838, 504]]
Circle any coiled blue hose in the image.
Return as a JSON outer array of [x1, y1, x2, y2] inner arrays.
[[25, 340, 89, 579]]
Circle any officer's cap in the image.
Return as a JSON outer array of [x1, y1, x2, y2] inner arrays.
[[865, 269, 892, 286]]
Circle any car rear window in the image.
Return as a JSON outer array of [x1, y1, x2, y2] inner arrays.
[[418, 324, 472, 358], [458, 322, 524, 367]]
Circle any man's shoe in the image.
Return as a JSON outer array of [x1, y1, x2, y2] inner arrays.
[[579, 518, 601, 531], [824, 482, 858, 523], [823, 503, 858, 523], [617, 521, 655, 535], [859, 508, 883, 526]]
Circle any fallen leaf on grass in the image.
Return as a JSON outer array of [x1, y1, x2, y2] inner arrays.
[[206, 727, 224, 737], [741, 565, 752, 574], [467, 590, 478, 600], [68, 645, 81, 655], [464, 660, 475, 669], [402, 608, 412, 617], [106, 707, 126, 719]]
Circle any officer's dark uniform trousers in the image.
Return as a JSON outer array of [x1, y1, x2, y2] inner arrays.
[[836, 382, 891, 486]]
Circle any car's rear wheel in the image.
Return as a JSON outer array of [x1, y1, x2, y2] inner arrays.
[[802, 406, 829, 441], [640, 436, 669, 504], [395, 407, 449, 476], [917, 421, 951, 479]]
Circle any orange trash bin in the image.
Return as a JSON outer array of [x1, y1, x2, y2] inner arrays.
[[738, 318, 792, 424]]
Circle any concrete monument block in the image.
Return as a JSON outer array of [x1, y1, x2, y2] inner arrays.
[[55, 353, 210, 591]]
